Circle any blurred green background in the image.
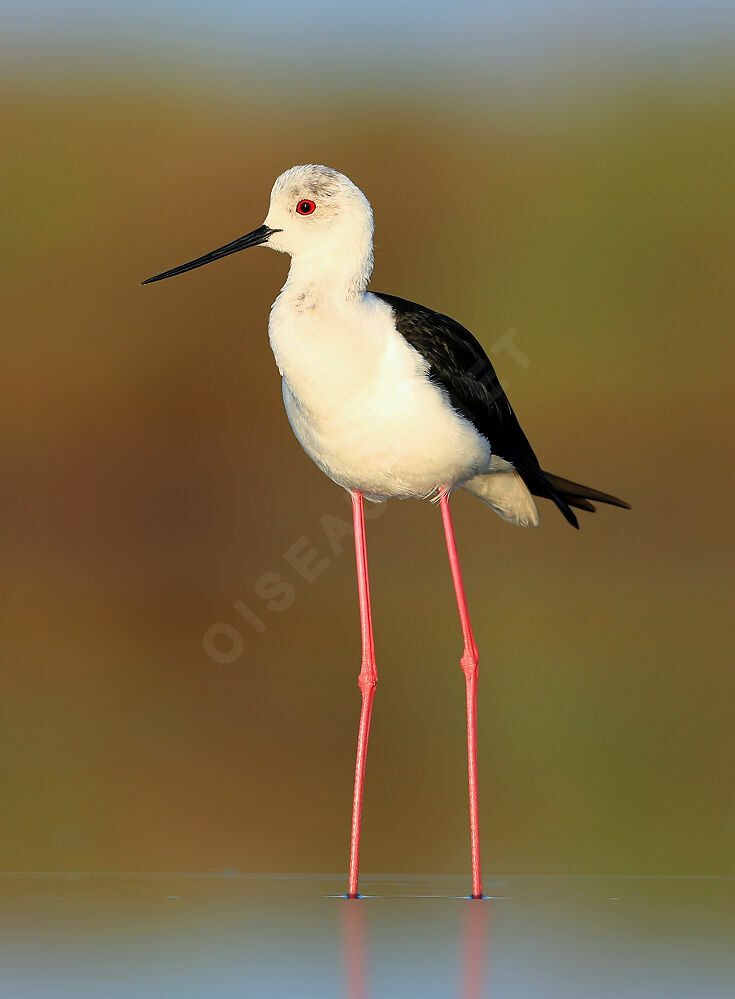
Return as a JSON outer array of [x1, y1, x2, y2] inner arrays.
[[2, 1, 734, 879]]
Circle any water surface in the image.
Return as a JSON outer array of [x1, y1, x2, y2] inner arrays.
[[1, 875, 732, 997]]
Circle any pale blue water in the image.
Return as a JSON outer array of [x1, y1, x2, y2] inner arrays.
[[0, 875, 732, 998]]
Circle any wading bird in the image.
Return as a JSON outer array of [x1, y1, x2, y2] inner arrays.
[[142, 165, 629, 899]]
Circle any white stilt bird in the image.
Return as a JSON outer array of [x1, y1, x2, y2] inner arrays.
[[143, 164, 629, 899]]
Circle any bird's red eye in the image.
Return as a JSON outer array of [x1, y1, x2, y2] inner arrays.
[[296, 199, 316, 215]]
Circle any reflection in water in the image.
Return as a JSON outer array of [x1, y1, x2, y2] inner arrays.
[[463, 901, 490, 999], [342, 900, 368, 999], [341, 897, 490, 999], [1, 876, 733, 998]]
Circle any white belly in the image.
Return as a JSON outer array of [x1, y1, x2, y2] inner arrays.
[[269, 291, 491, 500]]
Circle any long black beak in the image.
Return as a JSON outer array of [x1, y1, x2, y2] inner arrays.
[[140, 225, 280, 285]]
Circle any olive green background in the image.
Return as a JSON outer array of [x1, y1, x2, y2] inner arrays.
[[2, 47, 734, 877]]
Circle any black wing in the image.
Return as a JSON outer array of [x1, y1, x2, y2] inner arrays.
[[373, 292, 580, 527]]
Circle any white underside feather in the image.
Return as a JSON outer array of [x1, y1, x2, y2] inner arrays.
[[461, 467, 540, 528]]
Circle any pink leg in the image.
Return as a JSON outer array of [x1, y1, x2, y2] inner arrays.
[[348, 491, 377, 898], [440, 491, 483, 899]]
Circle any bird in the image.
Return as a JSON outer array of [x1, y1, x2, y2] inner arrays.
[[142, 164, 629, 900]]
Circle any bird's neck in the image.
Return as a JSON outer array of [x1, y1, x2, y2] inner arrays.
[[282, 240, 374, 309]]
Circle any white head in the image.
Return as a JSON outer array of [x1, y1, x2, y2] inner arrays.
[[141, 164, 375, 297], [265, 165, 373, 287]]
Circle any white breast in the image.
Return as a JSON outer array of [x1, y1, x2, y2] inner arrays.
[[268, 291, 491, 500]]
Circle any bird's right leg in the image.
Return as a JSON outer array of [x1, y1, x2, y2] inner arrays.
[[439, 490, 483, 899], [347, 491, 378, 899]]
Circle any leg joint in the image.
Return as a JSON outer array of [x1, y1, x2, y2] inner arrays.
[[358, 668, 377, 694], [460, 644, 479, 675]]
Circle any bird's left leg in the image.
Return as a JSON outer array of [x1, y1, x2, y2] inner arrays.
[[347, 491, 377, 899], [439, 489, 483, 899]]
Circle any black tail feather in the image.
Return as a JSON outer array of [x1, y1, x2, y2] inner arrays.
[[545, 490, 580, 529], [523, 468, 629, 529], [543, 472, 631, 512]]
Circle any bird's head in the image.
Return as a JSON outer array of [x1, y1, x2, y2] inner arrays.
[[141, 164, 374, 293], [265, 165, 373, 260]]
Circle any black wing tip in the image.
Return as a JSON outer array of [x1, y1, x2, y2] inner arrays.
[[581, 492, 631, 511], [571, 498, 596, 513], [559, 492, 635, 528], [542, 471, 631, 513]]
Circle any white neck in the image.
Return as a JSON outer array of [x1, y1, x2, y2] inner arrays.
[[282, 237, 373, 306]]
